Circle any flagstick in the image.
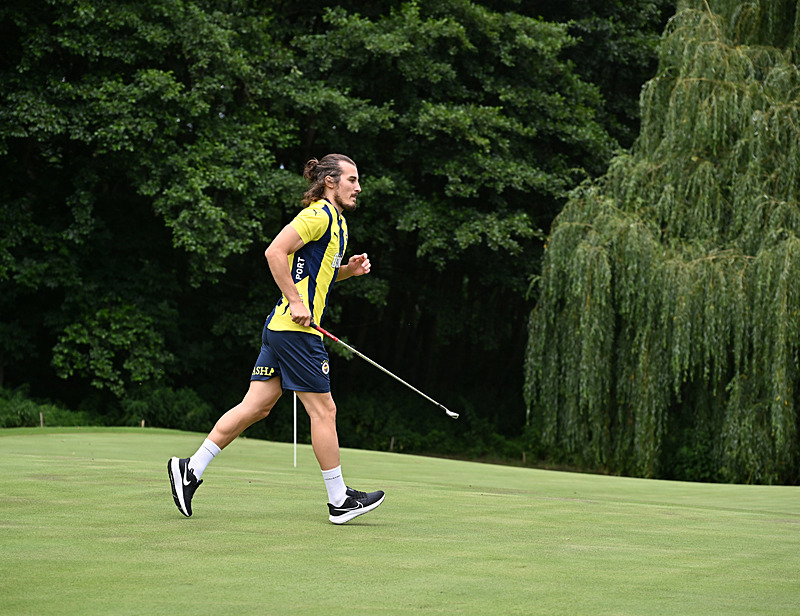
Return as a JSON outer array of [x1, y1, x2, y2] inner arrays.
[[293, 391, 297, 468]]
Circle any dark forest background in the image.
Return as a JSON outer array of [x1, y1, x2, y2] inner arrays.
[[2, 1, 674, 464]]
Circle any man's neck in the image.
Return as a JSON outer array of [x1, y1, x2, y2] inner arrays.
[[323, 194, 343, 215]]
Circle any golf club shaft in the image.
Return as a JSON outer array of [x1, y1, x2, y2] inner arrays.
[[311, 322, 459, 419]]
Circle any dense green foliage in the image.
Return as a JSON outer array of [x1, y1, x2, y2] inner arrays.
[[526, 0, 800, 483], [0, 386, 94, 428], [1, 1, 670, 459]]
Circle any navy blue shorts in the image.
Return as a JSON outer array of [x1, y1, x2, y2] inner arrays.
[[250, 325, 330, 393]]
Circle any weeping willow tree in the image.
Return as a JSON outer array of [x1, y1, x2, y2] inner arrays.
[[524, 0, 800, 484]]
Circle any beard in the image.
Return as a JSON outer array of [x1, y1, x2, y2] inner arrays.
[[334, 191, 358, 212]]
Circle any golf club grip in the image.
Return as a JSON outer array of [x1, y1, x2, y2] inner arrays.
[[311, 322, 339, 342]]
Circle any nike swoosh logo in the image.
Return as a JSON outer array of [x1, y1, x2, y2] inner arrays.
[[334, 502, 363, 513], [182, 466, 192, 487]]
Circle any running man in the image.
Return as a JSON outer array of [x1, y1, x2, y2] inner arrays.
[[168, 154, 385, 524]]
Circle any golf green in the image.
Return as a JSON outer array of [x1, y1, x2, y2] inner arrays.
[[1, 427, 798, 615]]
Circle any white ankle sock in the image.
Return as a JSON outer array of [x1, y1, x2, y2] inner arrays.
[[321, 465, 347, 506], [189, 438, 221, 479]]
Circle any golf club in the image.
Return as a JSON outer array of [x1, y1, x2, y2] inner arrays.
[[310, 321, 459, 419]]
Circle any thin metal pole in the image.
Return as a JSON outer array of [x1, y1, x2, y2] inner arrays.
[[311, 323, 459, 419], [293, 391, 297, 467]]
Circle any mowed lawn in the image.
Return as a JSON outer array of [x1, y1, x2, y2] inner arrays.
[[1, 428, 798, 615]]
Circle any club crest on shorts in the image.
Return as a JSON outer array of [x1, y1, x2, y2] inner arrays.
[[321, 360, 330, 375]]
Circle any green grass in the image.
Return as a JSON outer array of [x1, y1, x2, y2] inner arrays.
[[1, 427, 798, 615]]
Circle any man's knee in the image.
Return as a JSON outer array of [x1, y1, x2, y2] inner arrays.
[[312, 401, 337, 422], [321, 400, 337, 421], [252, 403, 273, 421], [299, 393, 337, 422]]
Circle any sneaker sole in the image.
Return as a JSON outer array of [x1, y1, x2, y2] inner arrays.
[[329, 493, 385, 525], [167, 457, 190, 517]]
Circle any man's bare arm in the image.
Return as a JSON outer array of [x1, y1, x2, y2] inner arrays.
[[265, 225, 311, 326]]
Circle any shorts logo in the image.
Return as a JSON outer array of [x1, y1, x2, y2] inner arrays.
[[321, 360, 330, 375]]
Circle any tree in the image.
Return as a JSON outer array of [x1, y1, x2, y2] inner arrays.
[[1, 1, 669, 452], [271, 1, 625, 438], [0, 0, 293, 399], [550, 0, 676, 147], [525, 0, 800, 483]]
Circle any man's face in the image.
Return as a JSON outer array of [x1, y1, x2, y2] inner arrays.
[[330, 162, 361, 213]]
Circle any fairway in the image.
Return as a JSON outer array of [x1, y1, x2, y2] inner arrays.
[[1, 428, 798, 615]]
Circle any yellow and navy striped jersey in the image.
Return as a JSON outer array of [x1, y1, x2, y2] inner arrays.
[[267, 199, 348, 336]]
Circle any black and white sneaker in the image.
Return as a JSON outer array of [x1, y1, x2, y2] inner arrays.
[[168, 457, 202, 517], [328, 487, 385, 524]]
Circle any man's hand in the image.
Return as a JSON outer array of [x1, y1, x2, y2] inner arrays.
[[289, 298, 312, 327], [341, 253, 371, 279]]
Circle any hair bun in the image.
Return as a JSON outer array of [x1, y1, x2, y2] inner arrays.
[[303, 158, 319, 182]]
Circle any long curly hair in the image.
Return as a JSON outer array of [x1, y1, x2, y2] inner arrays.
[[302, 154, 356, 206]]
